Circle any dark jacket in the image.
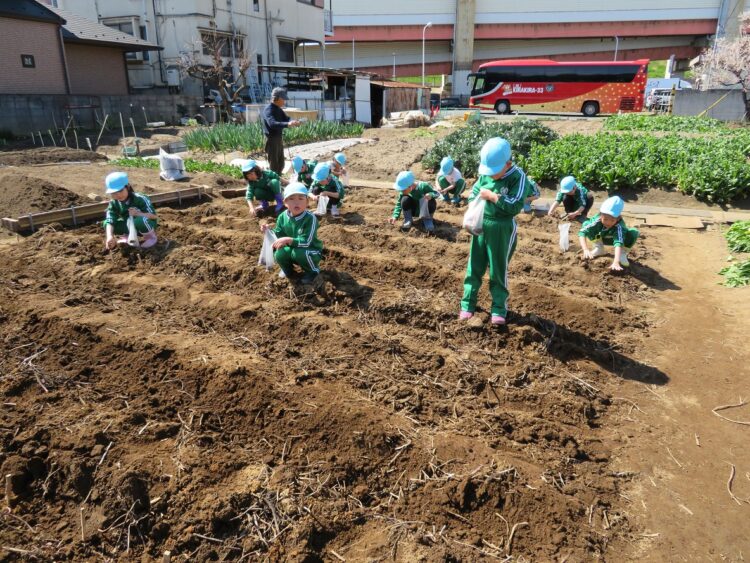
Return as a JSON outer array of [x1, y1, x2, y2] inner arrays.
[[262, 103, 290, 139]]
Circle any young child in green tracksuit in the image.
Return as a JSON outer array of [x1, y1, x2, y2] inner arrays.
[[291, 155, 317, 188], [260, 182, 323, 284], [243, 160, 285, 218], [522, 177, 541, 213], [388, 171, 439, 233], [310, 162, 345, 218], [102, 171, 158, 250], [331, 152, 348, 186], [548, 175, 594, 222], [460, 137, 533, 326], [436, 156, 466, 206], [578, 195, 639, 271]]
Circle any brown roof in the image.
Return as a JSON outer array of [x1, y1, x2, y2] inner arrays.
[[371, 80, 430, 89]]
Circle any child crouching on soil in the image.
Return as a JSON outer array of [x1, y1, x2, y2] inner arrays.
[[243, 160, 288, 218], [260, 183, 323, 284], [436, 156, 466, 206], [460, 137, 533, 326], [389, 171, 439, 233], [548, 175, 594, 222], [291, 155, 317, 188], [331, 152, 348, 186], [310, 162, 345, 218], [578, 195, 639, 272], [103, 171, 158, 250]]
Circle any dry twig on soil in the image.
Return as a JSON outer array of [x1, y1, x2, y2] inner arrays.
[[712, 398, 750, 426]]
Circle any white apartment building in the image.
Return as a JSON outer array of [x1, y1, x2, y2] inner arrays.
[[41, 0, 326, 96]]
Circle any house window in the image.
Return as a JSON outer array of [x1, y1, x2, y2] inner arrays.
[[278, 39, 295, 63], [21, 55, 35, 68], [103, 18, 144, 61], [201, 32, 244, 57], [253, 0, 260, 11]]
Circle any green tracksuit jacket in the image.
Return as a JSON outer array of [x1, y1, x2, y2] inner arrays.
[[103, 192, 157, 234], [578, 214, 639, 248], [311, 175, 345, 206], [391, 182, 439, 219], [555, 182, 590, 208], [461, 166, 532, 317], [245, 170, 282, 202], [272, 209, 323, 275], [296, 160, 318, 188]]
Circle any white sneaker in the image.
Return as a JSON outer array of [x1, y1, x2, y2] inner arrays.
[[278, 270, 287, 279], [590, 242, 605, 258], [331, 205, 340, 218], [619, 249, 630, 267]]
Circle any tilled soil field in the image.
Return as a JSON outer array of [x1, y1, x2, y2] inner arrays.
[[0, 183, 668, 561]]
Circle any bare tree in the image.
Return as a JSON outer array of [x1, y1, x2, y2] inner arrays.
[[696, 12, 750, 119], [180, 32, 254, 121]]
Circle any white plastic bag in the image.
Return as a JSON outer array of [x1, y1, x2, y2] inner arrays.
[[462, 198, 486, 236], [258, 229, 278, 270], [340, 171, 350, 186], [419, 196, 431, 219], [315, 195, 329, 216], [126, 217, 140, 247], [158, 148, 186, 181], [558, 222, 571, 252]]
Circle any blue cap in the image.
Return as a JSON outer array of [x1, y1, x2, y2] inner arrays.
[[334, 152, 346, 165], [440, 156, 454, 176], [241, 159, 258, 173], [283, 182, 309, 200], [600, 195, 625, 218], [292, 155, 304, 173], [560, 176, 577, 193], [312, 162, 330, 182], [105, 171, 129, 193], [394, 171, 415, 191], [478, 138, 511, 176]]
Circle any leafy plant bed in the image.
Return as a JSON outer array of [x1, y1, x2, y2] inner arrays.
[[112, 157, 243, 179], [183, 121, 365, 152], [526, 132, 750, 203], [604, 114, 729, 133], [719, 259, 750, 287], [725, 220, 750, 253], [422, 119, 558, 176]]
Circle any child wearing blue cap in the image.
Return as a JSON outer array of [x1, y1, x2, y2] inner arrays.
[[260, 182, 323, 284], [291, 155, 318, 188], [103, 171, 158, 250], [243, 160, 285, 218], [310, 162, 345, 218], [388, 171, 440, 233], [460, 137, 534, 325], [578, 195, 639, 271], [436, 156, 466, 206], [548, 175, 594, 221], [331, 153, 348, 183]]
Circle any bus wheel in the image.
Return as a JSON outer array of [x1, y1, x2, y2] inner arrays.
[[582, 101, 599, 117], [495, 100, 510, 115]]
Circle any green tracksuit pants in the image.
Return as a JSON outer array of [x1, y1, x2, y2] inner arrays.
[[107, 217, 157, 235], [461, 217, 518, 317], [438, 176, 466, 198], [596, 228, 640, 248], [274, 246, 321, 276]]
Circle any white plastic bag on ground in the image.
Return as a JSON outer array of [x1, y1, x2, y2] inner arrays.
[[258, 229, 278, 270], [126, 217, 140, 248], [315, 195, 329, 216], [462, 198, 486, 236], [558, 222, 571, 252], [158, 148, 186, 181], [419, 197, 431, 219], [340, 171, 350, 186]]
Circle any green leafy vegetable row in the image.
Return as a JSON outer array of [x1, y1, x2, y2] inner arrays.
[[604, 114, 729, 133], [725, 220, 750, 253], [112, 158, 243, 179]]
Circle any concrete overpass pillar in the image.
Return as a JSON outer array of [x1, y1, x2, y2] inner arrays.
[[452, 0, 476, 98]]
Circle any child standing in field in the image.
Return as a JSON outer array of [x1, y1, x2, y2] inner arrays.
[[389, 171, 440, 233], [103, 171, 158, 250], [260, 182, 323, 284], [460, 138, 533, 325], [291, 155, 317, 188], [243, 160, 285, 218], [310, 162, 345, 218], [578, 195, 639, 271], [547, 175, 594, 221], [436, 156, 466, 206]]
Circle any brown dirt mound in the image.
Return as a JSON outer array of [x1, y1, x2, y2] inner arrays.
[[0, 188, 669, 561], [0, 147, 107, 166], [0, 170, 86, 217]]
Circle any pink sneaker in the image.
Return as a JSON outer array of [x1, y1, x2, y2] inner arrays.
[[141, 234, 158, 249], [491, 315, 506, 325], [459, 311, 474, 320]]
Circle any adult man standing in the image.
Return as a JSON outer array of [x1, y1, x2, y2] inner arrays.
[[262, 87, 301, 175]]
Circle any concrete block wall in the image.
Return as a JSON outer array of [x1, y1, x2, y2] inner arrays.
[[672, 89, 747, 121], [0, 94, 201, 136]]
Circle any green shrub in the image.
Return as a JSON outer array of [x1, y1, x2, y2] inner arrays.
[[604, 114, 728, 133], [725, 220, 750, 253], [422, 119, 558, 177], [719, 259, 750, 287]]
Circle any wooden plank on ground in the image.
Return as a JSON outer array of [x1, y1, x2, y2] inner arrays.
[[644, 215, 706, 229], [2, 186, 213, 233]]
